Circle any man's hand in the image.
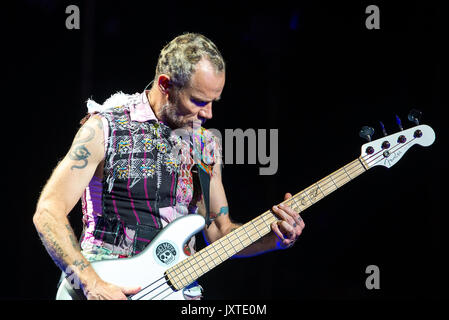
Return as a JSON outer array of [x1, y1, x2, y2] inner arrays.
[[270, 193, 305, 248], [83, 278, 141, 300]]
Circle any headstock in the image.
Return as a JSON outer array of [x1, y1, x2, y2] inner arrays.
[[359, 111, 436, 169]]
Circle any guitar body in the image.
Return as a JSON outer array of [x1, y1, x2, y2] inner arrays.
[[56, 214, 206, 300]]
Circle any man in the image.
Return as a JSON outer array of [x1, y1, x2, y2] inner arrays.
[[33, 33, 305, 300]]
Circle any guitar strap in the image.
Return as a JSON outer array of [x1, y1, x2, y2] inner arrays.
[[190, 126, 219, 229], [195, 162, 213, 228]]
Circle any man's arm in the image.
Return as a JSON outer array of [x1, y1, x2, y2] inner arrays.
[[199, 163, 305, 257], [32, 115, 139, 299]]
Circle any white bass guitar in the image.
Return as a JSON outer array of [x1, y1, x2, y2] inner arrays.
[[56, 118, 435, 300]]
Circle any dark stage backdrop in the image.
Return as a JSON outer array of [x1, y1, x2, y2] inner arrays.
[[4, 0, 447, 302]]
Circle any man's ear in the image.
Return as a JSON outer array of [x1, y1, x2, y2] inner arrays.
[[158, 75, 171, 95]]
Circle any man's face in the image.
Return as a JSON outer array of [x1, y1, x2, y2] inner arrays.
[[160, 59, 225, 130]]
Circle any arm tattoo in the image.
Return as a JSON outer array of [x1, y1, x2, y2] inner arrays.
[[41, 223, 67, 258], [72, 259, 91, 272], [217, 206, 229, 217], [68, 125, 95, 170], [37, 222, 69, 271], [69, 145, 91, 169], [66, 224, 80, 250], [73, 126, 95, 144]]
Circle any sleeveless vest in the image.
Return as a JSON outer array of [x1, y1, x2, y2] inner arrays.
[[79, 92, 219, 259]]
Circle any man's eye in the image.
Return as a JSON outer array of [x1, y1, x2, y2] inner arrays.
[[191, 98, 208, 107]]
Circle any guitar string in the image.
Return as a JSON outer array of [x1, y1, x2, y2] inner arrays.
[[127, 275, 165, 300], [133, 154, 388, 299], [133, 160, 365, 299], [128, 277, 172, 300], [131, 138, 416, 299], [163, 138, 416, 291], [144, 140, 404, 297], [131, 278, 172, 300], [285, 137, 416, 212], [156, 138, 415, 297]]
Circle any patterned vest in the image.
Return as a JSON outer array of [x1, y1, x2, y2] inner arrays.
[[79, 92, 218, 260]]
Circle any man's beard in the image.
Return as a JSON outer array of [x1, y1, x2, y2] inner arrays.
[[157, 96, 203, 131]]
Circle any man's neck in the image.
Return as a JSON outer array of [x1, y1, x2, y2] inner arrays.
[[146, 87, 162, 121]]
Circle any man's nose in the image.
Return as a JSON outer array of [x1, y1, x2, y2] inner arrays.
[[198, 103, 213, 120]]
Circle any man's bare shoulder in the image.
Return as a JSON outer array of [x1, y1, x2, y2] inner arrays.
[[68, 114, 105, 169]]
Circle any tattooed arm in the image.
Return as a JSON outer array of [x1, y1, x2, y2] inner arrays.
[[198, 164, 305, 258], [33, 115, 140, 299]]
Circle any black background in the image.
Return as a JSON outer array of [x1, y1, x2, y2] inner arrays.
[[4, 0, 447, 302]]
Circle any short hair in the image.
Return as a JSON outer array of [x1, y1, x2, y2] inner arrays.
[[154, 33, 225, 90]]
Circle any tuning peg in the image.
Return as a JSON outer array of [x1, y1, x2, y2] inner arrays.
[[359, 126, 375, 141], [395, 115, 403, 131], [408, 109, 422, 125], [379, 121, 388, 136]]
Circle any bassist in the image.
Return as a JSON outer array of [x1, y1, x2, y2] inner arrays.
[[33, 33, 304, 300]]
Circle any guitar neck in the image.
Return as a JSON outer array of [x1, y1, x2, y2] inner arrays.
[[166, 157, 368, 291]]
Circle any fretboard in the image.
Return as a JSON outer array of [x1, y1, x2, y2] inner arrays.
[[165, 157, 368, 290]]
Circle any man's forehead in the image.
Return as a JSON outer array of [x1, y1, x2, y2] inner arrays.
[[189, 60, 225, 99]]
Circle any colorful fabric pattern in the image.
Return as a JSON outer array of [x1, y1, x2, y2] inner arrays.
[[79, 90, 220, 259]]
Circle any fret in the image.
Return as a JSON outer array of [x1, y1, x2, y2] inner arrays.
[[296, 193, 310, 210], [179, 272, 192, 287], [199, 250, 213, 270], [224, 235, 241, 256], [290, 196, 301, 212], [313, 178, 335, 199], [259, 214, 270, 231], [204, 247, 218, 268], [234, 228, 247, 250], [315, 181, 326, 196], [263, 211, 277, 228], [222, 232, 238, 256], [175, 258, 189, 279], [184, 257, 200, 279], [231, 234, 245, 252], [306, 184, 324, 202], [355, 160, 367, 176], [222, 237, 237, 254], [251, 219, 263, 239], [217, 237, 230, 259], [195, 254, 207, 275], [342, 165, 352, 180], [166, 269, 184, 291], [328, 173, 339, 190], [247, 223, 261, 242], [198, 251, 213, 271], [213, 243, 225, 257], [259, 215, 273, 236], [359, 156, 370, 170], [346, 160, 364, 179], [304, 189, 315, 205], [177, 269, 191, 286], [237, 226, 252, 247], [333, 168, 351, 187], [318, 177, 337, 195]]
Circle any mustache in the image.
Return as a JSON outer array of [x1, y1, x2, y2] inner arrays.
[[159, 102, 207, 129]]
